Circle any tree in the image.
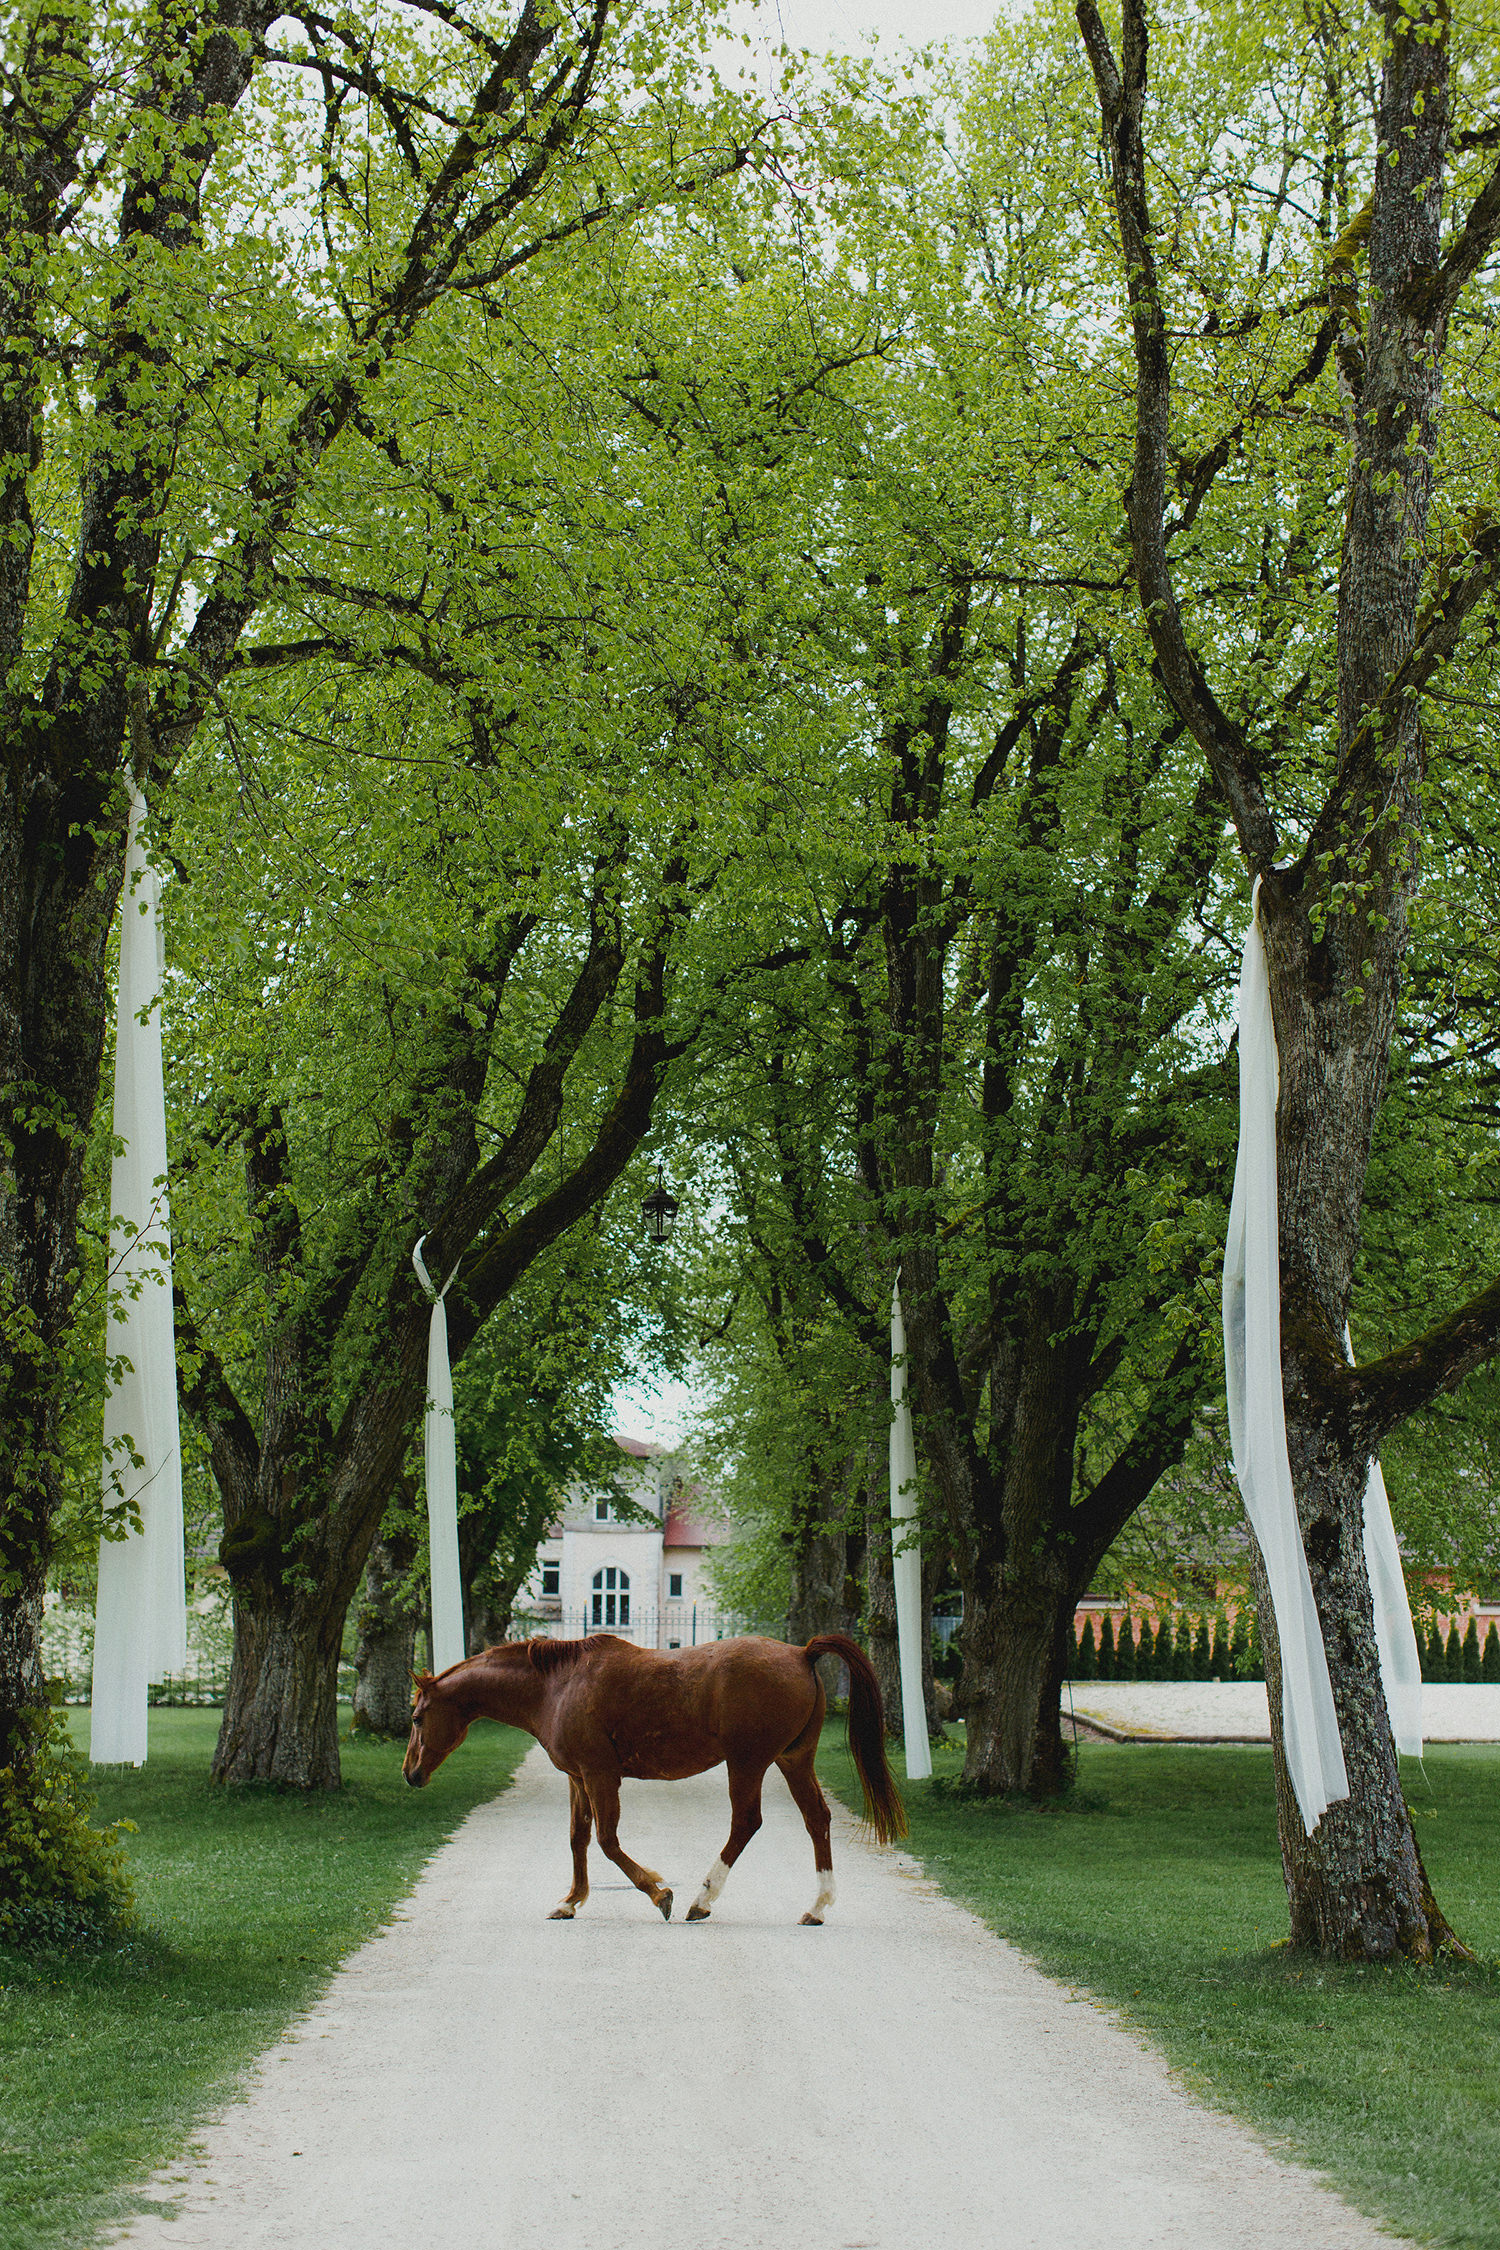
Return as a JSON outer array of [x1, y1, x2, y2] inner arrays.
[[163, 135, 895, 1789], [625, 37, 1252, 1792], [1078, 0, 1500, 1954], [1, 0, 754, 1801], [166, 621, 706, 1784], [684, 1127, 893, 1696]]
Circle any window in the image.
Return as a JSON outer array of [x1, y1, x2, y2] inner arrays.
[[541, 1560, 559, 1597], [591, 1567, 630, 1627], [668, 1572, 683, 1598], [595, 1498, 612, 1522], [668, 1640, 681, 1649]]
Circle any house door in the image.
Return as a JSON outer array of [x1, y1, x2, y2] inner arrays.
[[592, 1567, 630, 1628]]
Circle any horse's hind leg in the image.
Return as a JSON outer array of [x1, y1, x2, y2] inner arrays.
[[777, 1731, 835, 1925], [585, 1772, 673, 1921], [686, 1759, 766, 1922], [549, 1778, 593, 1921]]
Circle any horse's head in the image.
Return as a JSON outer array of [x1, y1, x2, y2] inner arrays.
[[403, 1673, 470, 1788]]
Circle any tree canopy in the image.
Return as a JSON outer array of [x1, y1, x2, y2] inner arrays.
[[6, 0, 1500, 1959]]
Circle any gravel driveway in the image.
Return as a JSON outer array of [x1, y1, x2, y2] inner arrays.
[[1066, 1679, 1500, 1741], [110, 1745, 1403, 2250]]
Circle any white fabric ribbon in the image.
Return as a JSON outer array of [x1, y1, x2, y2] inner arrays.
[[1222, 880, 1348, 1832], [413, 1236, 465, 1674], [1224, 884, 1425, 1825], [890, 1279, 931, 1780], [92, 785, 187, 1766], [1350, 1326, 1424, 1759]]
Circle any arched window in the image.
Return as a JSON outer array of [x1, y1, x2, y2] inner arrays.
[[592, 1566, 630, 1628]]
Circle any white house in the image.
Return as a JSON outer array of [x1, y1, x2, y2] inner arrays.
[[517, 1436, 731, 1648]]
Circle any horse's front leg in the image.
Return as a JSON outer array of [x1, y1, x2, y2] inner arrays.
[[585, 1772, 673, 1920], [686, 1759, 766, 1922], [549, 1777, 593, 1921]]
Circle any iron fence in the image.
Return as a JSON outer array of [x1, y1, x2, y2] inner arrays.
[[40, 1588, 783, 1711], [512, 1603, 780, 1649], [43, 1621, 359, 1710]]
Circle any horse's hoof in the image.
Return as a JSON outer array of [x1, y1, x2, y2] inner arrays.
[[656, 1889, 673, 1922], [548, 1905, 576, 1920], [686, 1902, 710, 1921], [799, 1912, 824, 1926]]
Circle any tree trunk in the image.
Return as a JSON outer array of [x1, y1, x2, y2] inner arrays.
[[213, 1584, 346, 1788], [209, 1411, 381, 1787], [958, 1568, 1075, 1797], [458, 1501, 541, 1655], [351, 1532, 420, 1737], [786, 1433, 861, 1646], [863, 1436, 902, 1739], [465, 1586, 515, 1655], [1253, 1429, 1463, 1958], [957, 1309, 1085, 1794], [918, 1547, 943, 1740], [1255, 872, 1461, 1955], [0, 1566, 47, 1775], [787, 1517, 854, 1645], [1, 800, 126, 1772]]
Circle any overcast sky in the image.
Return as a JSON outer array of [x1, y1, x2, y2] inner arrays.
[[725, 0, 1002, 51]]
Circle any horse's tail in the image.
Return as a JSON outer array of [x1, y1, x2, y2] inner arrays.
[[804, 1634, 908, 1845]]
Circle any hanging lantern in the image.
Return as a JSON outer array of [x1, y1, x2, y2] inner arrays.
[[640, 1162, 679, 1244]]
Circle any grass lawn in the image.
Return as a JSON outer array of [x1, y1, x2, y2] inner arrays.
[[819, 1728, 1500, 2250], [0, 1707, 530, 2250]]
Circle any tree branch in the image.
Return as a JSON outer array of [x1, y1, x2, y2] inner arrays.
[[1353, 1277, 1500, 1445], [1300, 507, 1500, 881], [1075, 0, 1278, 871], [173, 1282, 260, 1513], [1070, 1319, 1207, 1564], [766, 1053, 883, 1358], [439, 849, 692, 1338], [438, 833, 629, 1243], [1168, 308, 1341, 546], [1413, 145, 1500, 329]]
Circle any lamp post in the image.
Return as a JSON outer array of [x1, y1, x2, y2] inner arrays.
[[640, 1162, 679, 1245]]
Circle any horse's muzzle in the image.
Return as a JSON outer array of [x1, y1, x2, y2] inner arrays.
[[405, 1768, 427, 1789]]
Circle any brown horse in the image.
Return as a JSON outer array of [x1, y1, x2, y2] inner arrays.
[[403, 1630, 906, 1924]]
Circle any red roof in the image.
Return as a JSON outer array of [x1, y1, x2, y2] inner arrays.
[[664, 1495, 723, 1549], [612, 1433, 662, 1459]]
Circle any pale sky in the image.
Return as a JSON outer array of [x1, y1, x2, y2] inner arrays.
[[728, 0, 1001, 50], [611, 1371, 698, 1449], [712, 0, 1004, 85]]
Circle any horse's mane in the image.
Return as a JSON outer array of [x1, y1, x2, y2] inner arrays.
[[525, 1636, 592, 1675]]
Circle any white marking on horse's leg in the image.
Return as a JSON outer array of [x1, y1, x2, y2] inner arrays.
[[802, 1868, 836, 1925], [689, 1855, 731, 1917], [548, 1899, 577, 1920]]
